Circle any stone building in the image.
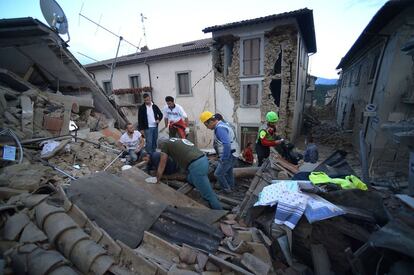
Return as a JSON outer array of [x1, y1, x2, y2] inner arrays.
[[336, 0, 414, 178], [203, 9, 317, 147]]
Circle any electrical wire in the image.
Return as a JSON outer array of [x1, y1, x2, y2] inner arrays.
[[192, 68, 213, 90]]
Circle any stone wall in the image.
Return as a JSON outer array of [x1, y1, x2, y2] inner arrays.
[[263, 25, 298, 138], [213, 39, 241, 125], [212, 24, 299, 139]]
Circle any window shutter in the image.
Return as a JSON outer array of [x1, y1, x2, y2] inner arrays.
[[243, 38, 261, 76], [250, 84, 258, 105], [251, 38, 260, 75], [243, 40, 252, 75]]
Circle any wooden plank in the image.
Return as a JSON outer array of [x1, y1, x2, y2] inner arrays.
[[121, 167, 207, 209], [217, 195, 242, 206], [177, 183, 193, 194]]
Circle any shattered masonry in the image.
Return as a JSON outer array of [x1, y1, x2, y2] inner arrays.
[[212, 24, 302, 139]]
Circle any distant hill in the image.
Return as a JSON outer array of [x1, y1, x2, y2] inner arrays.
[[316, 77, 338, 85]]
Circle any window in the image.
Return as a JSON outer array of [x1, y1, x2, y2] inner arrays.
[[129, 75, 142, 104], [241, 83, 260, 107], [129, 75, 140, 88], [369, 51, 380, 81], [176, 71, 191, 96], [102, 81, 111, 94], [240, 126, 259, 151], [242, 38, 261, 76]]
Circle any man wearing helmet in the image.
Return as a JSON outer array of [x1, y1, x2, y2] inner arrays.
[[256, 111, 284, 166], [200, 111, 237, 193]]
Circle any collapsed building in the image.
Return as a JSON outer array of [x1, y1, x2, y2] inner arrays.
[[1, 6, 414, 275], [0, 17, 126, 139], [335, 1, 414, 182], [203, 9, 317, 145]]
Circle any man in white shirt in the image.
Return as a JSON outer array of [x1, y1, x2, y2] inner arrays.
[[162, 96, 189, 138], [117, 123, 145, 164], [138, 94, 163, 153]]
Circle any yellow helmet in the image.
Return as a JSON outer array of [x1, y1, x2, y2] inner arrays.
[[199, 111, 214, 123]]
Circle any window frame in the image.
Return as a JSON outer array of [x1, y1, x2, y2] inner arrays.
[[238, 124, 260, 152], [175, 70, 192, 97], [102, 80, 112, 94], [240, 79, 262, 108], [239, 34, 265, 78], [129, 74, 141, 88]]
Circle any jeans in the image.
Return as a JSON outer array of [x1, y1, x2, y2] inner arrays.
[[214, 157, 235, 190], [127, 149, 139, 162], [144, 127, 158, 153], [187, 156, 222, 210]]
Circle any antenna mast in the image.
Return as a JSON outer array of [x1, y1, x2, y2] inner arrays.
[[140, 13, 148, 47]]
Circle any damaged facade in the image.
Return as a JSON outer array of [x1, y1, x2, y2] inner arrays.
[[203, 9, 317, 147], [85, 39, 215, 147], [336, 1, 414, 178]]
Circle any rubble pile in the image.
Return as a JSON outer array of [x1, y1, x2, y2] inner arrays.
[[310, 121, 352, 147], [236, 157, 414, 275], [0, 83, 112, 143]]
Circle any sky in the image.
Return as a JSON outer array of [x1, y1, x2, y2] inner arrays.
[[0, 0, 388, 79]]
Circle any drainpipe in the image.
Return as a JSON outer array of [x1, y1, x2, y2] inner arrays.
[[360, 34, 390, 182], [145, 61, 152, 87], [364, 35, 390, 138]]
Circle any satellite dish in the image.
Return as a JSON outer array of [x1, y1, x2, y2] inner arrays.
[[40, 0, 69, 36]]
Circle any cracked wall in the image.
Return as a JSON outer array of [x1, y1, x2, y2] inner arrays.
[[213, 24, 299, 139]]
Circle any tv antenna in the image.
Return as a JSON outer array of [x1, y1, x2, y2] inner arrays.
[[140, 13, 148, 47], [78, 6, 142, 94], [40, 0, 70, 42]]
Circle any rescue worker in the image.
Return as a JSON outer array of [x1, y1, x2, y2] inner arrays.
[[255, 111, 284, 166], [162, 96, 189, 138], [200, 111, 237, 193], [155, 137, 222, 210]]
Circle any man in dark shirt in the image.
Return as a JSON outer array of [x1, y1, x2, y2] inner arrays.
[[138, 93, 163, 153], [155, 137, 222, 210], [142, 151, 179, 175]]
